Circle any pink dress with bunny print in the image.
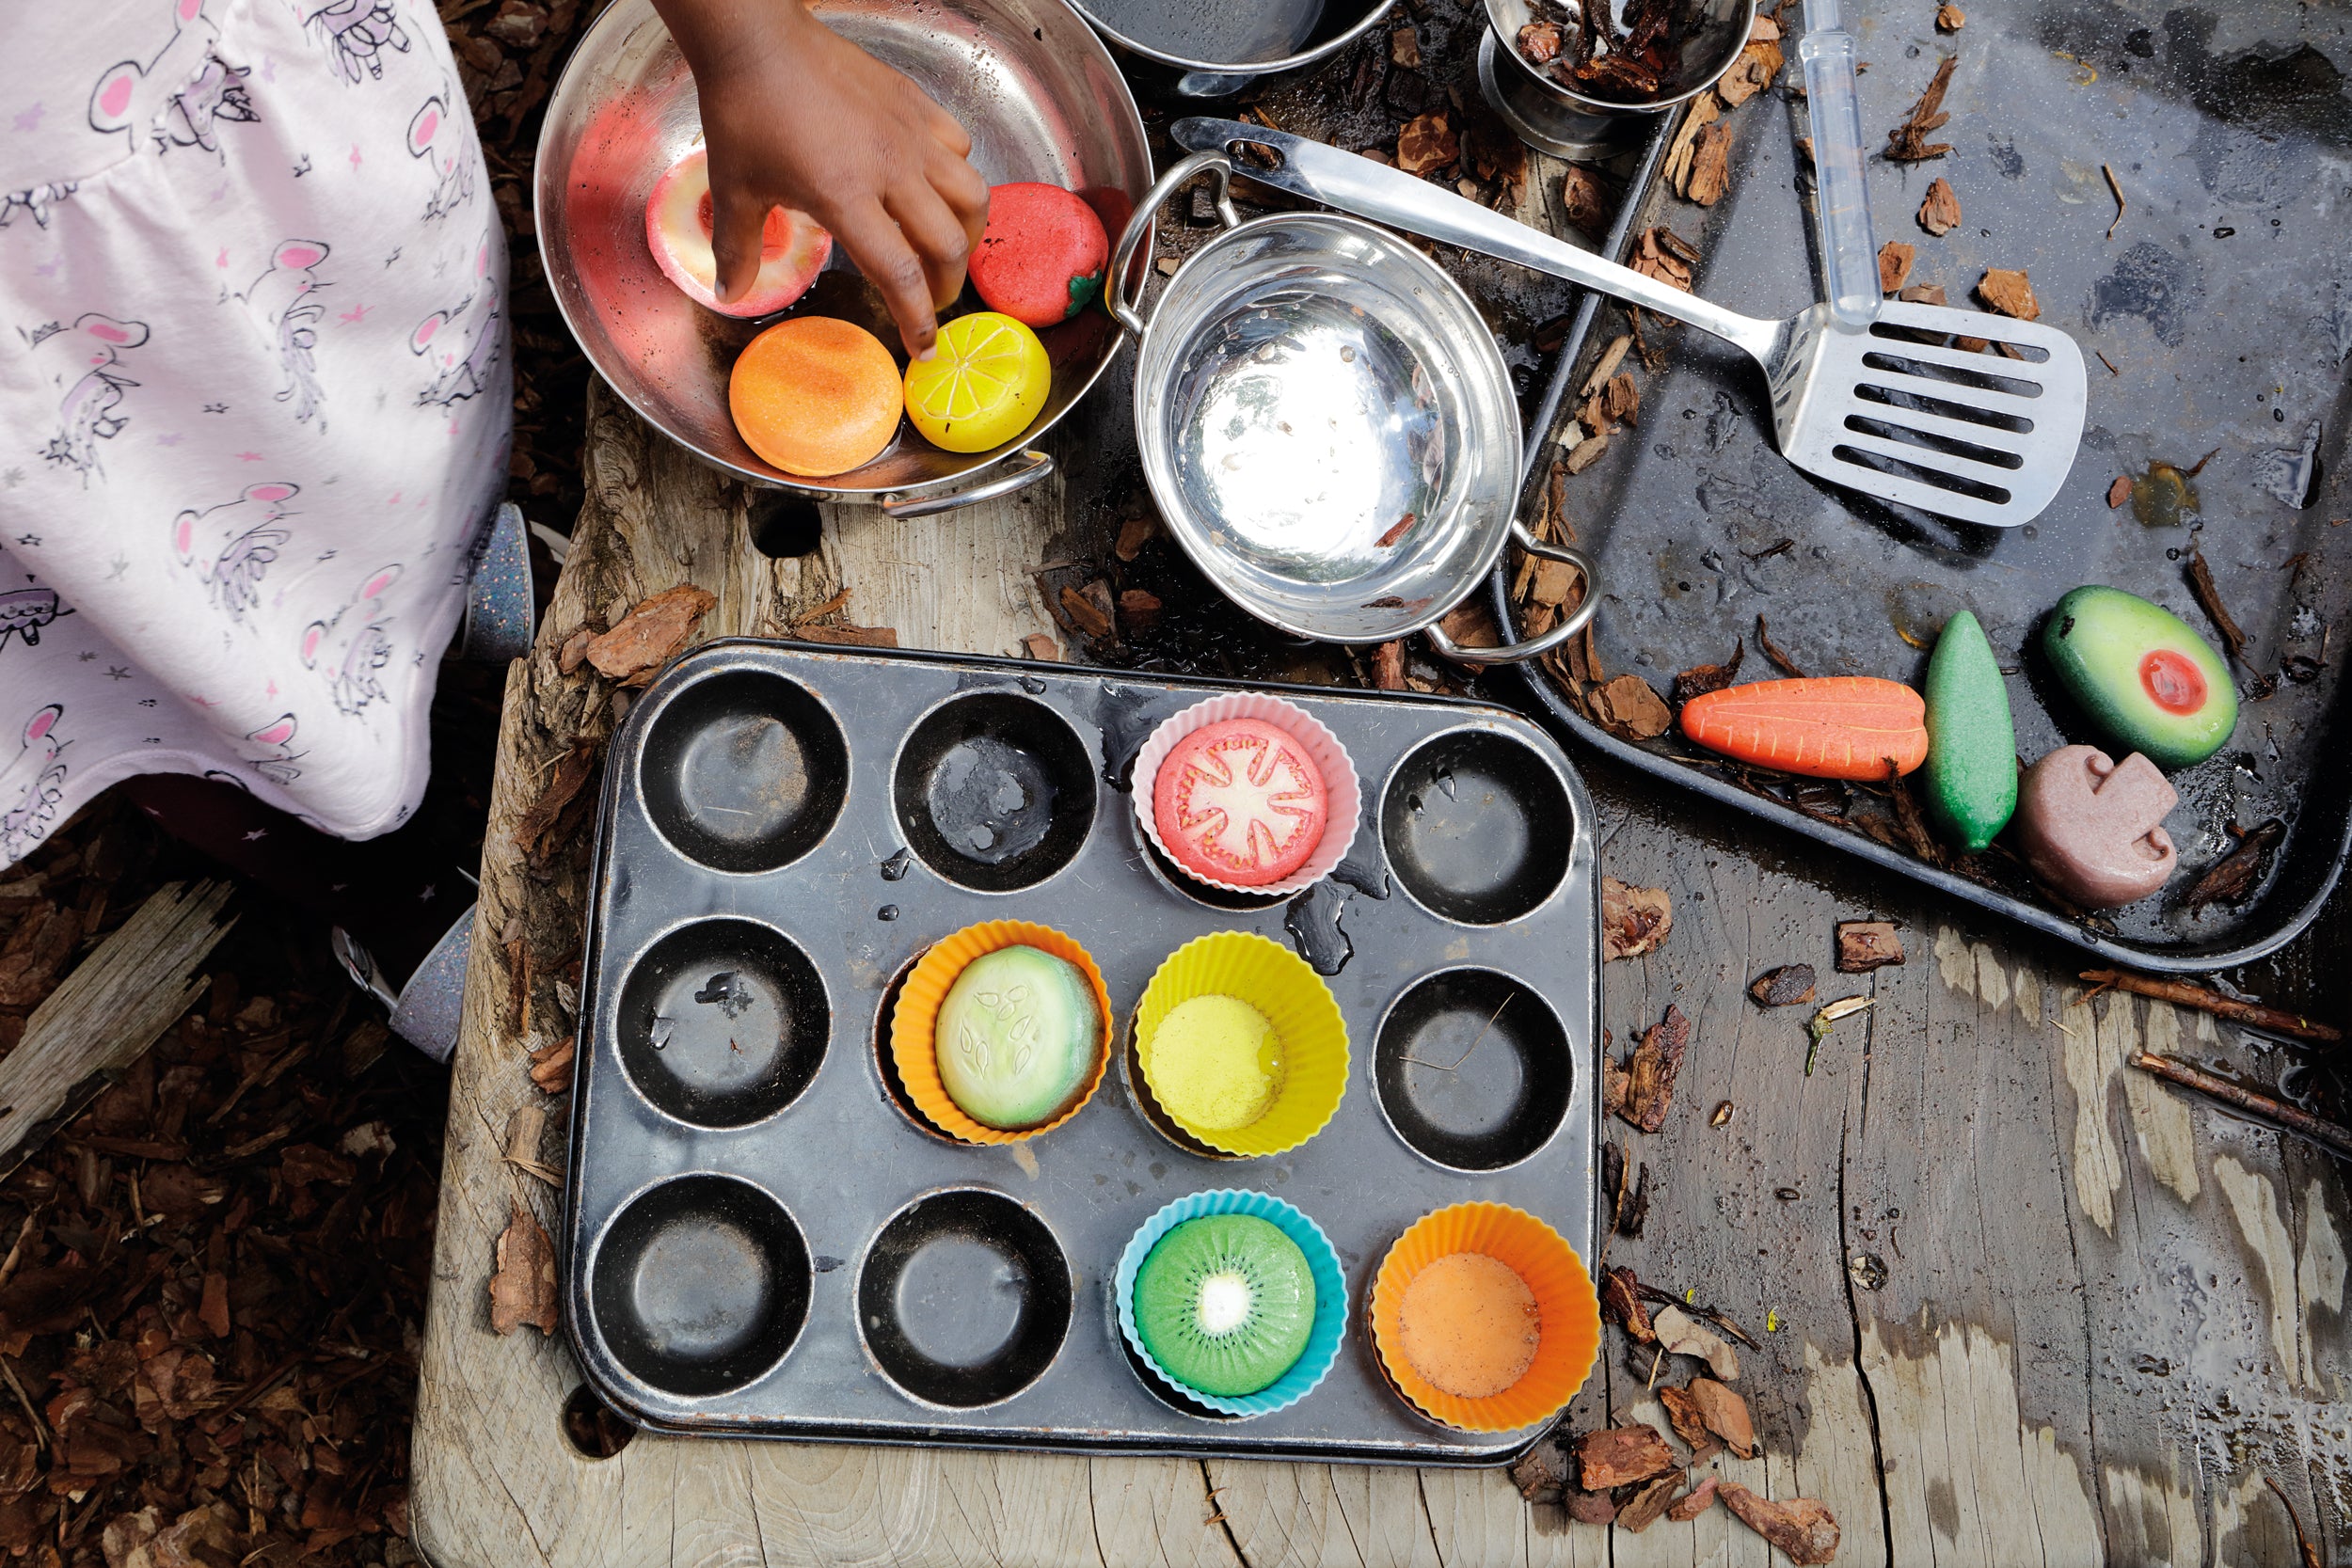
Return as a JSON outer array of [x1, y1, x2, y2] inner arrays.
[[0, 0, 508, 864]]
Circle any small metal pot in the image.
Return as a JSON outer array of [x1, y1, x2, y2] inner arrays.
[[535, 0, 1152, 516], [1073, 0, 1398, 98], [1477, 0, 1758, 157], [1108, 152, 1596, 664]]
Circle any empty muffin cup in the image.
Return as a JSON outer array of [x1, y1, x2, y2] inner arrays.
[[1134, 694, 1360, 897], [1114, 1188, 1346, 1419], [640, 669, 850, 874], [616, 918, 830, 1128], [893, 691, 1096, 893], [856, 1188, 1072, 1409], [1368, 1201, 1599, 1433], [887, 921, 1112, 1145], [588, 1173, 811, 1400], [1380, 727, 1572, 925], [1132, 931, 1349, 1158], [1373, 969, 1571, 1171]]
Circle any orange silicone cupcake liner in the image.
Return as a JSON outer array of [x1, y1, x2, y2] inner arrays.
[[1368, 1201, 1601, 1433], [887, 921, 1112, 1146]]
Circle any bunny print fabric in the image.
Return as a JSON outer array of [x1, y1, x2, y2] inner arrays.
[[0, 0, 508, 866]]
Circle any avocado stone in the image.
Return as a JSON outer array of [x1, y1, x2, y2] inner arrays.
[[1922, 610, 2017, 851], [2043, 587, 2235, 768]]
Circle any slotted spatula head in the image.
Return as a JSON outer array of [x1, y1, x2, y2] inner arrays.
[[1767, 297, 2089, 529]]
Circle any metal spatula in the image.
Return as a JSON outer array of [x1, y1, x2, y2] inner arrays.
[[1169, 118, 2088, 529]]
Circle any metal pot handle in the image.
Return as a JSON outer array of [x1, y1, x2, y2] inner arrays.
[[1424, 524, 1599, 665], [1109, 150, 1239, 339], [878, 449, 1055, 518]]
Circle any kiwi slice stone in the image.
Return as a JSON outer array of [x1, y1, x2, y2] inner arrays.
[[1133, 1213, 1315, 1398]]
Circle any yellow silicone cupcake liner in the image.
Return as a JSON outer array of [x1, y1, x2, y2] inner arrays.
[[887, 921, 1112, 1145], [1132, 931, 1349, 1157], [1369, 1201, 1600, 1433]]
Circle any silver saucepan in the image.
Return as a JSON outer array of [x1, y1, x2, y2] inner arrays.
[[536, 0, 1152, 517], [1107, 152, 1597, 664]]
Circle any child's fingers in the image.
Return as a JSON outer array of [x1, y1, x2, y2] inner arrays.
[[834, 199, 943, 358], [920, 95, 973, 160], [886, 184, 975, 313], [707, 175, 769, 305], [930, 144, 990, 250]]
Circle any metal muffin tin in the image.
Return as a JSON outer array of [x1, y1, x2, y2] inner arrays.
[[564, 640, 1599, 1462]]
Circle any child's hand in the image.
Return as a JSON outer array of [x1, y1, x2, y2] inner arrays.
[[654, 0, 989, 358]]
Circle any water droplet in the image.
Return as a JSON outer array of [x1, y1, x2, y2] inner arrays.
[[881, 847, 912, 880], [1020, 675, 1047, 694], [878, 905, 899, 921]]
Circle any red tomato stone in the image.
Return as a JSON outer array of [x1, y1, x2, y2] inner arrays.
[[968, 182, 1111, 328], [1152, 718, 1329, 886]]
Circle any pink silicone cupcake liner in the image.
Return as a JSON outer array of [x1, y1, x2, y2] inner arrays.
[[1134, 694, 1361, 898]]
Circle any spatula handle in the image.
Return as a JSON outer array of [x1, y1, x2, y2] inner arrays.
[[1799, 0, 1881, 325]]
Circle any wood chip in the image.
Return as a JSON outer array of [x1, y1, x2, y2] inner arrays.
[[1602, 878, 1675, 960], [581, 584, 717, 684], [2079, 968, 2340, 1043], [1516, 20, 1562, 64], [1886, 54, 1958, 161], [1020, 632, 1061, 662], [2185, 546, 2249, 662], [1433, 600, 1502, 657], [1899, 283, 1948, 307], [1371, 641, 1408, 691], [1575, 1425, 1678, 1491], [1592, 674, 1674, 739], [1756, 614, 1807, 678], [1690, 1376, 1756, 1457], [1396, 112, 1457, 176], [1581, 334, 1634, 399], [2184, 819, 2283, 911], [556, 623, 597, 675], [1565, 1489, 1618, 1526], [1720, 1484, 1840, 1566], [1663, 95, 1722, 197], [1670, 641, 1745, 705], [1618, 1473, 1685, 1533], [199, 1272, 230, 1339], [1564, 428, 1612, 473], [1600, 1265, 1656, 1342], [1117, 589, 1163, 633], [1390, 24, 1421, 67], [1936, 3, 1965, 28], [1918, 176, 1963, 235], [1878, 241, 1915, 293], [488, 1201, 559, 1336], [1651, 1304, 1740, 1380], [1668, 1477, 1722, 1521], [1508, 1440, 1571, 1504], [1836, 920, 1905, 972], [1630, 226, 1699, 292], [1976, 267, 2040, 320], [1620, 1004, 1691, 1133], [1113, 515, 1158, 561], [1658, 1384, 1710, 1448], [527, 1034, 575, 1096], [1748, 963, 1818, 1007], [2106, 475, 2134, 509], [1716, 32, 1786, 106], [791, 623, 898, 648], [1058, 580, 1116, 642], [511, 736, 598, 858], [1561, 165, 1617, 238], [1529, 556, 1584, 607]]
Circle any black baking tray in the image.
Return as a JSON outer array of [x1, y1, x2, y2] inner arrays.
[[1484, 0, 2352, 972], [562, 641, 1599, 1461]]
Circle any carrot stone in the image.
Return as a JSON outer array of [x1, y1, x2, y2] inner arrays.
[[1679, 677, 1929, 780]]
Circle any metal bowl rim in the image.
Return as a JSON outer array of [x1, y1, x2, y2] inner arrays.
[[1128, 209, 1523, 646], [1071, 0, 1399, 75], [533, 0, 1154, 499]]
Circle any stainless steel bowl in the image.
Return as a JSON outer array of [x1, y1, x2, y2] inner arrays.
[[535, 0, 1152, 515], [1073, 0, 1396, 95], [1109, 153, 1596, 664], [1484, 0, 1759, 115]]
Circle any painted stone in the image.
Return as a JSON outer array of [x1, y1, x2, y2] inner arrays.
[[1921, 610, 2017, 851], [935, 945, 1102, 1130], [968, 182, 1110, 328], [2011, 745, 2178, 909], [2043, 586, 2235, 768]]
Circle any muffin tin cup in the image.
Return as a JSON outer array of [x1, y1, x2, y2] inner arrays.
[[1133, 694, 1362, 898], [1133, 931, 1350, 1158], [888, 921, 1113, 1145], [1115, 1189, 1348, 1420], [1367, 1202, 1600, 1433]]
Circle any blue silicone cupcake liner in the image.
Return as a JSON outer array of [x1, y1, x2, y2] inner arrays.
[[1114, 1188, 1347, 1419]]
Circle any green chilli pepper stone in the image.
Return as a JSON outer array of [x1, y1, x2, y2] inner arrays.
[[1922, 610, 2018, 851]]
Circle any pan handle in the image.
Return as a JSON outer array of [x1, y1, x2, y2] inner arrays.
[[878, 449, 1055, 518], [1109, 150, 1239, 339], [1423, 524, 1598, 665]]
